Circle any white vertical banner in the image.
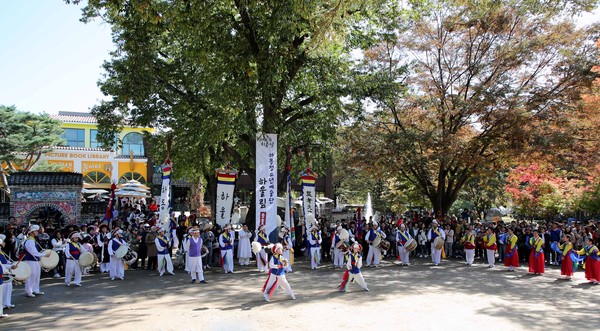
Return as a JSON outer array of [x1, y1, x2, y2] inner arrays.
[[301, 169, 317, 236], [158, 159, 172, 232], [255, 133, 278, 236], [215, 169, 237, 227]]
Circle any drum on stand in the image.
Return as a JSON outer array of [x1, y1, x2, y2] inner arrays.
[[40, 250, 59, 271]]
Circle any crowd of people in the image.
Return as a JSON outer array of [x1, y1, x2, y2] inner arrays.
[[1, 204, 599, 318]]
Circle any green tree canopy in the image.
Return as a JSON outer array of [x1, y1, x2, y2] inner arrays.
[[0, 105, 64, 193], [342, 0, 599, 215]]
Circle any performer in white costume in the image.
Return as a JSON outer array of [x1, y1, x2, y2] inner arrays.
[[237, 225, 252, 266], [307, 223, 322, 270], [22, 225, 51, 297], [65, 232, 84, 287], [279, 227, 293, 272], [255, 225, 270, 272], [108, 229, 126, 280], [184, 228, 206, 283], [366, 221, 385, 267], [156, 228, 175, 276], [427, 220, 446, 266], [219, 224, 234, 273], [0, 235, 17, 314], [262, 243, 295, 302], [338, 241, 369, 293], [396, 224, 413, 266], [332, 226, 345, 268]]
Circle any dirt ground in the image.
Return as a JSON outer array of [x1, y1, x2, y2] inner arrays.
[[2, 255, 599, 331]]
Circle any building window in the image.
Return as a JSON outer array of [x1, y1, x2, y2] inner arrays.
[[119, 172, 146, 184], [122, 132, 144, 156], [84, 171, 111, 184], [61, 128, 85, 147], [90, 130, 100, 148]]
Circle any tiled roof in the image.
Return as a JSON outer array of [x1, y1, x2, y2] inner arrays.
[[50, 113, 97, 124], [8, 172, 83, 186], [55, 146, 110, 152]]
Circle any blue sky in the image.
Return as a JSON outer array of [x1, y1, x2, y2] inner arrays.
[[0, 0, 113, 115], [0, 2, 598, 116]]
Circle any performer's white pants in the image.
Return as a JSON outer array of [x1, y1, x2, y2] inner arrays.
[[465, 249, 475, 264], [100, 262, 110, 273], [431, 244, 442, 265], [398, 246, 410, 265], [310, 247, 320, 269], [256, 249, 268, 272], [348, 272, 368, 290], [282, 250, 292, 272], [221, 249, 234, 272], [264, 274, 295, 299], [158, 253, 174, 274], [110, 257, 125, 279], [486, 249, 496, 267], [24, 261, 41, 295], [2, 281, 13, 306], [0, 284, 3, 315], [367, 245, 381, 266], [185, 252, 190, 272], [187, 256, 204, 281], [333, 248, 344, 267], [171, 230, 179, 249], [65, 259, 82, 285], [239, 257, 250, 265]]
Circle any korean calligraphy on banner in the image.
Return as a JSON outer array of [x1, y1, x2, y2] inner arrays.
[[255, 134, 278, 237], [301, 169, 318, 235], [215, 168, 237, 227], [158, 159, 172, 232]]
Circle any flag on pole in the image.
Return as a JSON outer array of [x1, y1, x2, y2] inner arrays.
[[215, 166, 237, 227], [255, 134, 278, 238], [158, 159, 172, 232], [103, 183, 117, 223], [285, 165, 295, 246], [300, 168, 318, 237]]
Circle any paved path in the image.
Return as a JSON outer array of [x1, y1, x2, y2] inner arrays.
[[2, 257, 599, 331]]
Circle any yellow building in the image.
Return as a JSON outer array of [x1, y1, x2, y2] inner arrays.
[[39, 111, 154, 188]]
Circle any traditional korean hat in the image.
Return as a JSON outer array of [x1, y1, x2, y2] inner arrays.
[[271, 243, 283, 254], [112, 229, 123, 236], [224, 224, 232, 230], [190, 228, 200, 233], [0, 234, 5, 245], [27, 224, 40, 234], [69, 231, 82, 240], [352, 241, 363, 252]]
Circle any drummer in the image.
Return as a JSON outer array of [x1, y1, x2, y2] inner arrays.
[[65, 232, 84, 287], [22, 225, 52, 298], [365, 221, 384, 267], [108, 229, 126, 281], [1, 235, 17, 314], [427, 220, 446, 266], [396, 224, 413, 266]]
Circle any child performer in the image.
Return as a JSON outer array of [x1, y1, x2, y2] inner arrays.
[[262, 244, 296, 302], [338, 241, 370, 293]]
